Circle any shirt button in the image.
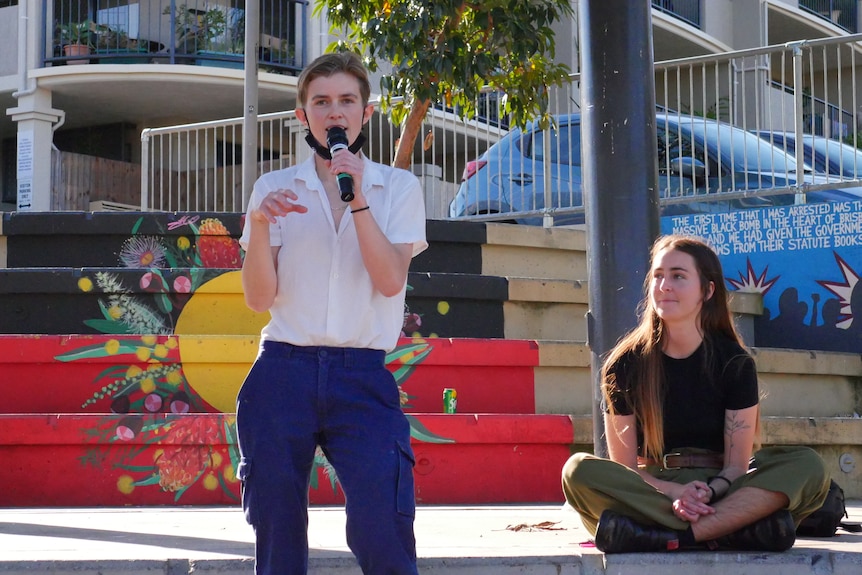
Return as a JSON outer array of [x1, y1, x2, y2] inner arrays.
[[333, 273, 339, 279]]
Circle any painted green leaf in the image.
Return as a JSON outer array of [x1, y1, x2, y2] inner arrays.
[[156, 293, 174, 314], [83, 318, 133, 335], [132, 474, 162, 486], [406, 414, 455, 444], [55, 341, 140, 361]]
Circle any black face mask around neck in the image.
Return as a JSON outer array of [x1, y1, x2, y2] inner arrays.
[[305, 130, 367, 160]]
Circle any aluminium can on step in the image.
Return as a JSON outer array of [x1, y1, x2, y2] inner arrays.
[[443, 388, 457, 414]]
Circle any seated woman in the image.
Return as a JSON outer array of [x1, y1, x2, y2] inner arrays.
[[562, 234, 830, 553]]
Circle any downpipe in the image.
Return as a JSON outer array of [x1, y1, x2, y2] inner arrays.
[[12, 0, 37, 99]]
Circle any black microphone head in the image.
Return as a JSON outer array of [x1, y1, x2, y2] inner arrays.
[[327, 126, 349, 152]]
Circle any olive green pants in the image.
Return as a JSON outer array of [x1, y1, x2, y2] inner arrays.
[[561, 446, 830, 535]]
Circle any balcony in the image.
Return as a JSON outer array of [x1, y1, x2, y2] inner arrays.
[[799, 0, 859, 33], [46, 0, 305, 73], [651, 0, 701, 29]]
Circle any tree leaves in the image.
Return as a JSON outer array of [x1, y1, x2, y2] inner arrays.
[[317, 0, 574, 167]]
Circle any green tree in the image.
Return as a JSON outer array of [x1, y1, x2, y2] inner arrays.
[[317, 0, 574, 168]]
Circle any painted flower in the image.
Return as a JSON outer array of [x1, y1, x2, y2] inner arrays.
[[140, 271, 166, 292], [173, 275, 192, 293], [155, 446, 211, 492], [403, 312, 422, 334], [196, 218, 242, 268], [119, 236, 167, 268], [152, 418, 222, 492]]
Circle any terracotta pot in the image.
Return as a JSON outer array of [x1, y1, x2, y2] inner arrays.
[[64, 43, 91, 65]]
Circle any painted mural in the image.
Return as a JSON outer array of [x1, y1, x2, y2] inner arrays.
[[48, 214, 454, 503], [662, 199, 862, 353]]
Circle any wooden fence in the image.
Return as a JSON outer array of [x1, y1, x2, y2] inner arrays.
[[51, 150, 141, 211]]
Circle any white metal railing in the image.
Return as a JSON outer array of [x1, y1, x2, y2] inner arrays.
[[140, 100, 508, 217], [454, 34, 862, 225], [142, 35, 862, 223]]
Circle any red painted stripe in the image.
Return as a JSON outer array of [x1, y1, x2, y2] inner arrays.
[[0, 414, 573, 445]]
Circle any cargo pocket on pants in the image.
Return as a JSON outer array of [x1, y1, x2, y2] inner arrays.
[[236, 456, 257, 525], [395, 441, 416, 518]]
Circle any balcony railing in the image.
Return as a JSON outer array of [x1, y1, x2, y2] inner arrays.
[[651, 0, 701, 29], [46, 0, 306, 73], [799, 0, 859, 33]]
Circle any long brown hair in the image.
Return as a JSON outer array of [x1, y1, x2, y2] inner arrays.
[[602, 235, 743, 460]]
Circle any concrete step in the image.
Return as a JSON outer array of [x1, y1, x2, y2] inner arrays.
[[2, 411, 859, 507], [0, 412, 574, 507], [0, 266, 763, 344], [3, 334, 855, 420], [0, 505, 859, 575], [0, 267, 593, 340], [1, 212, 586, 281]]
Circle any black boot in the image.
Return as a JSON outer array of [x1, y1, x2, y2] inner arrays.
[[711, 509, 796, 551], [594, 510, 683, 553]]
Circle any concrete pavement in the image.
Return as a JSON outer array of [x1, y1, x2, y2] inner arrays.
[[0, 502, 860, 574]]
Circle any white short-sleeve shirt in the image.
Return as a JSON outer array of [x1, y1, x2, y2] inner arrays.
[[240, 155, 428, 351]]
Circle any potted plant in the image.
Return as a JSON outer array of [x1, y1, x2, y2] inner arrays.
[[59, 20, 96, 64], [94, 25, 148, 63], [165, 4, 227, 55]]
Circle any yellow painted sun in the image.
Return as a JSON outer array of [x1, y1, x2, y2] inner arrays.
[[175, 271, 270, 412]]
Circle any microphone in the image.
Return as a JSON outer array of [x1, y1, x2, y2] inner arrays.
[[326, 127, 355, 202]]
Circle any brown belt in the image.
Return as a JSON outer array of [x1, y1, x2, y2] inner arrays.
[[639, 453, 724, 470]]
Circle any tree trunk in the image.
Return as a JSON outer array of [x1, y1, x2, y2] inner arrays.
[[392, 98, 432, 169]]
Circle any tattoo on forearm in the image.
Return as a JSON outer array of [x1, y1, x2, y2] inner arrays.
[[725, 412, 751, 451]]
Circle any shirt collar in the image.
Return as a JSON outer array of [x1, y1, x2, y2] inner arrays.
[[295, 154, 385, 193]]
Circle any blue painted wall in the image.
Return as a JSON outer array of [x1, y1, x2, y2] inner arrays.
[[662, 199, 862, 353]]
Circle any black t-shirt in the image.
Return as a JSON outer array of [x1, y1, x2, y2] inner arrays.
[[607, 335, 759, 453]]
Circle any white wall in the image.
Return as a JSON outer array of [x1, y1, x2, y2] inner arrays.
[[0, 5, 20, 77]]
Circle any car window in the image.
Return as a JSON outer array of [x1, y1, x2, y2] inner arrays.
[[516, 122, 581, 166], [657, 124, 718, 176], [695, 123, 796, 173], [817, 139, 862, 175]]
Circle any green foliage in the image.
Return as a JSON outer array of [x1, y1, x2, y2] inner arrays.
[[59, 20, 97, 48], [842, 132, 862, 150], [315, 0, 573, 132], [681, 96, 731, 122], [164, 3, 228, 52]]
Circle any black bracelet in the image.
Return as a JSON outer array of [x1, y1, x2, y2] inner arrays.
[[708, 485, 717, 501], [351, 206, 370, 214], [709, 475, 732, 488]]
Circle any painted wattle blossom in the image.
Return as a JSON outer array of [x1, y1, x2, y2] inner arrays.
[[196, 218, 242, 268]]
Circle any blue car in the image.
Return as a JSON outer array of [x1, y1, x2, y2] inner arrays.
[[450, 113, 862, 225], [755, 131, 862, 178]]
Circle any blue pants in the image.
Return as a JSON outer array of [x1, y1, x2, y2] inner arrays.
[[236, 341, 418, 575]]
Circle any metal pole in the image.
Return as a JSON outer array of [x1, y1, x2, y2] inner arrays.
[[543, 120, 553, 228], [579, 0, 660, 458], [792, 41, 806, 205], [141, 129, 150, 211], [242, 0, 260, 211]]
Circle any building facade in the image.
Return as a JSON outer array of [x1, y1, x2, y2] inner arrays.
[[0, 0, 859, 211]]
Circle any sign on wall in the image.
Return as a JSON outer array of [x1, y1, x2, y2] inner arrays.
[[16, 130, 33, 211], [662, 200, 862, 353]]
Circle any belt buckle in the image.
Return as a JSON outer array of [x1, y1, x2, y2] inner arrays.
[[662, 452, 682, 470]]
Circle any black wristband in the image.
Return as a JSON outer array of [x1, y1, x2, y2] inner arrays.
[[709, 475, 732, 488], [708, 485, 717, 501], [351, 206, 370, 214]]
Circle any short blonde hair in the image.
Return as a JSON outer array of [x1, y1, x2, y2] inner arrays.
[[297, 52, 371, 107]]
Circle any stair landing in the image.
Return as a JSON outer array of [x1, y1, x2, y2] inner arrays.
[[0, 504, 859, 575]]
